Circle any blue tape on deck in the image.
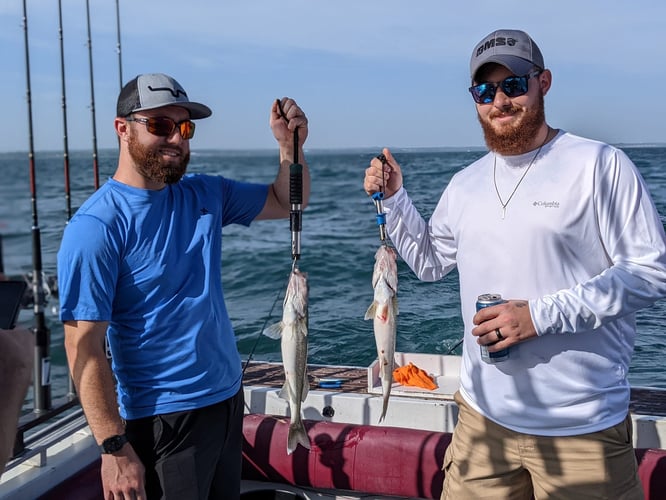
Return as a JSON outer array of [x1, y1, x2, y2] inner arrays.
[[318, 378, 343, 389]]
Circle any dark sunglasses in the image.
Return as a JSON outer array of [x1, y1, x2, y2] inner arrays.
[[469, 71, 542, 104], [126, 116, 196, 139]]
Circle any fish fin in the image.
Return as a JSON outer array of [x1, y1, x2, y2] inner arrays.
[[278, 381, 290, 401], [287, 419, 310, 455], [364, 302, 376, 320], [262, 322, 283, 340]]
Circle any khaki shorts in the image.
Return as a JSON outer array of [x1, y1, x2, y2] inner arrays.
[[441, 391, 643, 500]]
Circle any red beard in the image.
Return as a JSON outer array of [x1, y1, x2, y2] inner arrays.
[[478, 91, 546, 156], [127, 133, 190, 184]]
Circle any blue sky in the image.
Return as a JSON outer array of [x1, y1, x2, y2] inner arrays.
[[1, 1, 665, 153]]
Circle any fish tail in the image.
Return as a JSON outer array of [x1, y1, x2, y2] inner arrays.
[[379, 394, 389, 423], [287, 419, 311, 455]]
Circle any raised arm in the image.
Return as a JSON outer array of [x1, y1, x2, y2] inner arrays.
[[256, 97, 311, 220]]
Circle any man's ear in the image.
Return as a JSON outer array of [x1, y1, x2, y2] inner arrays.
[[115, 117, 129, 139], [539, 69, 553, 96]]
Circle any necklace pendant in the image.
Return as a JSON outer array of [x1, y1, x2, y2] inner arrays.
[[501, 206, 506, 220]]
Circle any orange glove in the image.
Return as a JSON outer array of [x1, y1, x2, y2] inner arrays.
[[393, 362, 437, 390]]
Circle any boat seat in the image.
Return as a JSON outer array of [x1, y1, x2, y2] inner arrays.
[[242, 414, 666, 500]]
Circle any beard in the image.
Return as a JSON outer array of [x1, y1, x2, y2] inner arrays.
[[478, 91, 546, 156], [127, 133, 190, 184]]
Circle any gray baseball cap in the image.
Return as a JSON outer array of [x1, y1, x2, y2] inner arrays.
[[116, 73, 212, 119], [470, 29, 544, 82]]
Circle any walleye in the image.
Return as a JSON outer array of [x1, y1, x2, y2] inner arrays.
[[263, 269, 311, 454], [364, 245, 398, 422]]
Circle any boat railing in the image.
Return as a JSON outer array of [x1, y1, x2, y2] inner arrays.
[[1, 234, 80, 463], [13, 395, 81, 460], [8, 403, 86, 473]]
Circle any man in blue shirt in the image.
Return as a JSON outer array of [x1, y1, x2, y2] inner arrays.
[[58, 73, 310, 499]]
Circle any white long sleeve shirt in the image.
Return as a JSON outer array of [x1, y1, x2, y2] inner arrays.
[[384, 131, 666, 435]]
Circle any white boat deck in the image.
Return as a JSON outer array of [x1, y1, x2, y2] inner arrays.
[[2, 359, 666, 499], [242, 360, 666, 448]]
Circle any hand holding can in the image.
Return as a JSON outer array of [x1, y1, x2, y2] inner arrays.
[[476, 293, 509, 363]]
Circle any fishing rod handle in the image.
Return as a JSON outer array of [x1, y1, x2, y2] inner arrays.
[[290, 163, 303, 205], [290, 163, 303, 259], [371, 192, 387, 241]]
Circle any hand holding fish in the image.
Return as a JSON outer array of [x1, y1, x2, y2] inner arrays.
[[364, 147, 403, 198]]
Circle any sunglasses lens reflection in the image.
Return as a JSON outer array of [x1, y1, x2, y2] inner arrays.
[[142, 118, 195, 139], [471, 84, 494, 104], [469, 72, 538, 104], [502, 77, 528, 97], [145, 118, 173, 136], [179, 121, 195, 139]]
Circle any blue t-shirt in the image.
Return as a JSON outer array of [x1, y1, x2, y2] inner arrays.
[[58, 174, 268, 419]]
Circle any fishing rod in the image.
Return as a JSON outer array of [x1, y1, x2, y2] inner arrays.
[[371, 154, 463, 355], [289, 132, 302, 268], [58, 0, 72, 222], [274, 99, 304, 268], [241, 99, 303, 375], [85, 0, 100, 190], [58, 0, 77, 400], [22, 0, 52, 413], [372, 153, 388, 243], [115, 0, 123, 90]]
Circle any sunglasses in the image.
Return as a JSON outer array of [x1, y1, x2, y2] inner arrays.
[[126, 116, 196, 139], [469, 71, 542, 104]]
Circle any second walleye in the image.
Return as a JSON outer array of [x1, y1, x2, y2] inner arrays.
[[365, 245, 399, 422], [263, 269, 311, 454]]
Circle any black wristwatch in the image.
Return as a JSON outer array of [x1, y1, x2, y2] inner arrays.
[[100, 434, 128, 454]]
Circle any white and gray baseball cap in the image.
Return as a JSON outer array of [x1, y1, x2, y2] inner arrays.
[[470, 29, 544, 82], [116, 73, 212, 119]]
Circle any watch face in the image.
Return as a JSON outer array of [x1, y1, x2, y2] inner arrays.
[[102, 434, 127, 453]]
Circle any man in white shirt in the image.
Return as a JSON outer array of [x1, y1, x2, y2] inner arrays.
[[364, 29, 666, 499]]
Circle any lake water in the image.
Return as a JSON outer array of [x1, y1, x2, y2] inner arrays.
[[1, 145, 665, 411]]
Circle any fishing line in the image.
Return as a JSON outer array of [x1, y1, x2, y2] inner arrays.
[[446, 337, 464, 355], [241, 269, 291, 376]]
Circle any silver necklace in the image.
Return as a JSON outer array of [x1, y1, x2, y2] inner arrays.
[[493, 130, 550, 219]]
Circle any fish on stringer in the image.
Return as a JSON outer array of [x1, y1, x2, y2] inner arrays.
[[365, 245, 398, 422], [263, 268, 311, 454]]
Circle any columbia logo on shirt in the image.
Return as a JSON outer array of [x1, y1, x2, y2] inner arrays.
[[533, 201, 560, 209]]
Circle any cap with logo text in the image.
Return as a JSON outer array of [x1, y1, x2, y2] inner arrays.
[[470, 29, 544, 82], [116, 73, 212, 119]]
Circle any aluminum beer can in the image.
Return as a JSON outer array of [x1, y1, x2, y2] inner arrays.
[[476, 293, 509, 363]]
